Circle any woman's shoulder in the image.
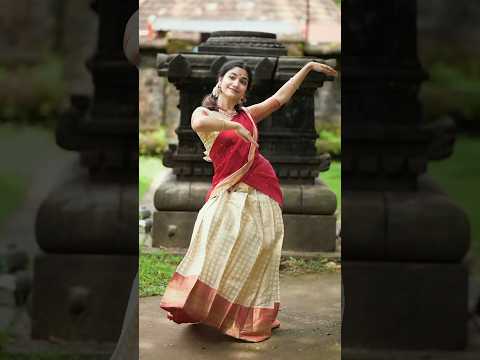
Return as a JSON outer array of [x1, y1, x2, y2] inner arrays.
[[192, 106, 211, 117]]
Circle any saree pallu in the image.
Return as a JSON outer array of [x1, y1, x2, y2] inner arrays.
[[205, 109, 283, 206], [160, 183, 284, 342]]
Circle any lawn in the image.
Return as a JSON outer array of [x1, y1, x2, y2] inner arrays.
[[139, 249, 183, 297], [427, 135, 480, 261], [139, 156, 163, 199], [139, 249, 340, 298]]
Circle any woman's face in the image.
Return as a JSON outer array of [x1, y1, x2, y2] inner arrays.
[[219, 67, 249, 101]]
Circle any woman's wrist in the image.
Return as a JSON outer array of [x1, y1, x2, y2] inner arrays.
[[226, 121, 240, 131], [305, 61, 315, 72]]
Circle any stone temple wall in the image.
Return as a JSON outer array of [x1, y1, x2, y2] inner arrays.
[[139, 56, 341, 143]]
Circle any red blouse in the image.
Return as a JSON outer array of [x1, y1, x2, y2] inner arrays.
[[205, 109, 283, 206]]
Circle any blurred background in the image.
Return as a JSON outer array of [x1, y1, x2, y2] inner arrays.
[[417, 0, 480, 276]]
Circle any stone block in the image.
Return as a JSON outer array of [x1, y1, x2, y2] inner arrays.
[[153, 174, 337, 215], [300, 182, 337, 215], [36, 177, 138, 254], [283, 213, 337, 251], [342, 189, 469, 262], [31, 254, 137, 342], [342, 261, 468, 350], [152, 211, 198, 248], [153, 211, 337, 251], [342, 191, 386, 260]]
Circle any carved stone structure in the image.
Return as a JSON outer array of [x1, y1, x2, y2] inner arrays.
[[31, 0, 138, 342], [153, 31, 338, 252], [341, 0, 470, 350]]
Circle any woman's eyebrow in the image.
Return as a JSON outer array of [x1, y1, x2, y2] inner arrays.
[[229, 72, 248, 80]]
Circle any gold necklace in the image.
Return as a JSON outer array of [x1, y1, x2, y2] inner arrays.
[[218, 108, 237, 117]]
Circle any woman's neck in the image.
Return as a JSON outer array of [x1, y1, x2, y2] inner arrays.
[[217, 95, 237, 112]]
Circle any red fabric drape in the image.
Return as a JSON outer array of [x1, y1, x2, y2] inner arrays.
[[205, 110, 283, 206]]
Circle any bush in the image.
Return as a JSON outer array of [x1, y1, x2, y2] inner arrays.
[[0, 55, 66, 125], [421, 61, 480, 124], [139, 127, 168, 156], [315, 124, 341, 157]]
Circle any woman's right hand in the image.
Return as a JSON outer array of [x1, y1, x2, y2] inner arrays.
[[234, 123, 259, 148]]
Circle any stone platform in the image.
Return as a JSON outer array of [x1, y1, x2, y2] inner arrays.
[[152, 171, 337, 252]]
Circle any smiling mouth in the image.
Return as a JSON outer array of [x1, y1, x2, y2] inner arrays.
[[228, 88, 239, 93]]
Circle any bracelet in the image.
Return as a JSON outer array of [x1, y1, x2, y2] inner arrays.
[[221, 118, 226, 131]]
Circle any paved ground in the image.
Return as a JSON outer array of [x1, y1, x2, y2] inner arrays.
[[140, 272, 341, 360]]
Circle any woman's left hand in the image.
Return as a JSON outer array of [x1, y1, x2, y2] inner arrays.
[[309, 62, 337, 76]]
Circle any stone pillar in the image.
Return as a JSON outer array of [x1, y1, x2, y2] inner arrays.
[[341, 0, 470, 350], [31, 0, 138, 342], [153, 31, 338, 252]]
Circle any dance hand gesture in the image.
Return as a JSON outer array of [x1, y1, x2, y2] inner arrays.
[[234, 123, 259, 148], [309, 62, 337, 76]]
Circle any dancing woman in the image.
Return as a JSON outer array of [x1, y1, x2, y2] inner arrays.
[[160, 59, 336, 342]]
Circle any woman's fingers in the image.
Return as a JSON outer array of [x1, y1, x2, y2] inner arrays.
[[312, 63, 337, 76], [236, 128, 259, 147]]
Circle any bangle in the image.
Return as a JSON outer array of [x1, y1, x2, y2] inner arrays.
[[221, 118, 226, 131]]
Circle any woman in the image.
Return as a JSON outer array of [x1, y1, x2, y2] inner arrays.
[[160, 59, 336, 342]]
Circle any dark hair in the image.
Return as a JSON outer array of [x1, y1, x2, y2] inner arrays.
[[202, 60, 253, 112]]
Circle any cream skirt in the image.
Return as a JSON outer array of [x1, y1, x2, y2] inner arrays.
[[160, 182, 284, 342]]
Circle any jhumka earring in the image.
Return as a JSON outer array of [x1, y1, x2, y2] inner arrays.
[[212, 81, 221, 98]]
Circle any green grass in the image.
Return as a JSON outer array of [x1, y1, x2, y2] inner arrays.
[[139, 156, 163, 199], [280, 256, 340, 275], [139, 250, 182, 297], [139, 250, 341, 297], [428, 135, 480, 261], [320, 161, 341, 214]]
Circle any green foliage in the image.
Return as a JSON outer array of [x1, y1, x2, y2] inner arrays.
[[139, 127, 168, 156], [139, 250, 182, 297], [422, 61, 480, 122], [139, 156, 164, 199], [0, 55, 66, 125], [428, 135, 480, 269], [315, 124, 341, 157]]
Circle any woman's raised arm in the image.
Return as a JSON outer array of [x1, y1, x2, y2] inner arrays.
[[247, 61, 336, 123], [191, 107, 258, 146]]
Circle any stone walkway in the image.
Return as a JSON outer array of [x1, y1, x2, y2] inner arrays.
[[140, 272, 341, 360]]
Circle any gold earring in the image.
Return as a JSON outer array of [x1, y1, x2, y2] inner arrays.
[[212, 82, 221, 97]]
